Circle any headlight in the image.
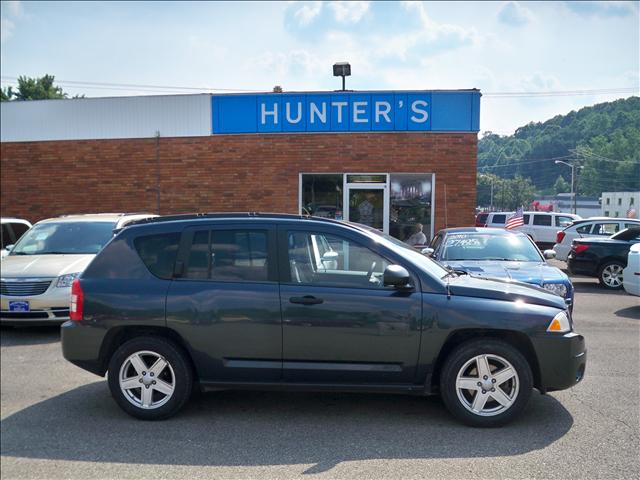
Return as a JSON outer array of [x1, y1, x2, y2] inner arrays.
[[56, 273, 80, 288], [547, 311, 571, 333], [543, 283, 568, 297]]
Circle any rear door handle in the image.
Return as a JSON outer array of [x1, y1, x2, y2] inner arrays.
[[289, 295, 324, 305]]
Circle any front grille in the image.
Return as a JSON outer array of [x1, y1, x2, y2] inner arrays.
[[0, 280, 53, 296]]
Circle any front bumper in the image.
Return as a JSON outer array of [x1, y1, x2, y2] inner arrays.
[[531, 331, 586, 392], [1, 285, 71, 325]]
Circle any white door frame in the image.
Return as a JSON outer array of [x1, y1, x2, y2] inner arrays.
[[343, 181, 390, 234]]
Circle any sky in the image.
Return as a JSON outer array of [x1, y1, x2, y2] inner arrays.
[[1, 0, 639, 135]]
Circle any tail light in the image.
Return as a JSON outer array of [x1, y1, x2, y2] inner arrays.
[[572, 243, 589, 254], [556, 231, 566, 244], [70, 279, 84, 322]]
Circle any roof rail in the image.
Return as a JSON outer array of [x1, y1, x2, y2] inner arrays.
[[124, 212, 346, 227]]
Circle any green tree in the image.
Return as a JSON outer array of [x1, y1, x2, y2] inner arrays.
[[553, 175, 570, 194], [1, 74, 83, 101]]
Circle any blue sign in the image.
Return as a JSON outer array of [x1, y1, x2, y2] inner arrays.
[[212, 90, 480, 134]]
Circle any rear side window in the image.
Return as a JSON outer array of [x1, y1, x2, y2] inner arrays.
[[533, 215, 552, 226], [134, 233, 181, 279], [10, 223, 30, 240], [1, 225, 12, 249], [184, 229, 269, 282], [625, 223, 639, 229], [491, 214, 506, 224], [593, 223, 619, 235], [576, 224, 592, 234], [556, 216, 574, 227], [523, 214, 530, 224]]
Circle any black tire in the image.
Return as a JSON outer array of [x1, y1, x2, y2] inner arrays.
[[597, 261, 625, 290], [439, 339, 533, 427], [107, 336, 193, 420]]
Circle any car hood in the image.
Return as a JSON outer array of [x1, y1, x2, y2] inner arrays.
[[446, 274, 567, 309], [0, 254, 94, 278], [442, 260, 567, 286]]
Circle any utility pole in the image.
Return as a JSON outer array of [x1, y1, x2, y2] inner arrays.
[[555, 159, 578, 215]]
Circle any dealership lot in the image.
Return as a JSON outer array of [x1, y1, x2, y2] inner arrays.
[[1, 272, 638, 479]]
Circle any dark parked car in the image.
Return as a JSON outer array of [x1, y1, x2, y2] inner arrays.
[[568, 226, 640, 289], [425, 228, 574, 309], [62, 213, 586, 427]]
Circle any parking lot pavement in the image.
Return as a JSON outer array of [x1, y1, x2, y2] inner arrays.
[[1, 276, 639, 480]]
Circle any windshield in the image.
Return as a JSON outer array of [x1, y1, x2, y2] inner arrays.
[[441, 233, 543, 262], [10, 222, 116, 255], [355, 224, 450, 279]]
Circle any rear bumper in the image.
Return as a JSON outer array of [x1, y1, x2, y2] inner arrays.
[[531, 331, 586, 392], [61, 320, 106, 376], [567, 256, 598, 276]]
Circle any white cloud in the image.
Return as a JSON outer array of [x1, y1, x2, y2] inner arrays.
[[327, 1, 370, 24], [520, 72, 561, 91], [498, 2, 534, 27], [292, 1, 323, 26], [1, 17, 14, 41]]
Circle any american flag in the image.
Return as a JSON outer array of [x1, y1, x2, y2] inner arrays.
[[505, 207, 524, 230]]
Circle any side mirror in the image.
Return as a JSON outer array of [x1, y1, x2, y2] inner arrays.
[[5, 244, 14, 252], [543, 249, 556, 260], [321, 251, 339, 269], [383, 265, 412, 289], [421, 247, 435, 257]]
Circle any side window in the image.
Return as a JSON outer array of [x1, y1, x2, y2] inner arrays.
[[1, 225, 12, 249], [593, 223, 619, 235], [523, 214, 530, 225], [625, 223, 639, 229], [10, 223, 30, 240], [556, 216, 574, 228], [134, 233, 181, 279], [576, 224, 592, 234], [184, 229, 269, 282], [533, 215, 552, 226], [288, 231, 390, 289], [492, 214, 506, 225], [430, 233, 443, 252], [185, 230, 210, 279]]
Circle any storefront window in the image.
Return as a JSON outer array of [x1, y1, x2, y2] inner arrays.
[[301, 174, 343, 219], [389, 174, 433, 245]]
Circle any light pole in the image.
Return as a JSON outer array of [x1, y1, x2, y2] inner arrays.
[[555, 160, 581, 214]]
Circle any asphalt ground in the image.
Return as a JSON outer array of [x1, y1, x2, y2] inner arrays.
[[1, 268, 639, 479]]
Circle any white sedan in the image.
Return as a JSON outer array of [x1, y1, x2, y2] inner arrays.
[[623, 243, 640, 296]]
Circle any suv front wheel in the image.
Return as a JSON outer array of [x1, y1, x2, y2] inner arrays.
[[440, 339, 533, 427], [107, 336, 193, 420]]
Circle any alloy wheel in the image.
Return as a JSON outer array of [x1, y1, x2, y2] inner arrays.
[[455, 354, 520, 417], [601, 264, 623, 288], [118, 350, 175, 409]]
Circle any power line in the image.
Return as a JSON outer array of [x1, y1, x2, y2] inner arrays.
[[1, 75, 638, 97]]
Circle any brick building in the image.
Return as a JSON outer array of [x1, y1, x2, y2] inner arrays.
[[0, 89, 480, 243]]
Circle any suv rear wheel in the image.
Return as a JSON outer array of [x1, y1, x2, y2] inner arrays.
[[107, 336, 193, 420], [440, 339, 533, 427]]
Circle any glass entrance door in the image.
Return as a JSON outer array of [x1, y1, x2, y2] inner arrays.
[[345, 186, 389, 233]]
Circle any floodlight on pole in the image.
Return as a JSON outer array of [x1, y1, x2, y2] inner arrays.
[[333, 62, 351, 91]]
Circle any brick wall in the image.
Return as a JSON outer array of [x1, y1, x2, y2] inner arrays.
[[0, 132, 477, 230]]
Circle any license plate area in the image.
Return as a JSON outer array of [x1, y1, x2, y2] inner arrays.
[[9, 301, 30, 312]]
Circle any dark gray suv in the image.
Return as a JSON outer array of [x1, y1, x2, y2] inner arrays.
[[61, 213, 586, 427]]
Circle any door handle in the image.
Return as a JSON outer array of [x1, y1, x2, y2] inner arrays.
[[289, 295, 324, 305]]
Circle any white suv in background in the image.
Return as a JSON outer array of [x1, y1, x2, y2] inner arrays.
[[479, 211, 581, 248], [553, 217, 640, 262]]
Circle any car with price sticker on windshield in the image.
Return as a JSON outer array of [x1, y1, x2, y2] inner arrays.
[[424, 228, 574, 310], [1, 213, 155, 325]]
